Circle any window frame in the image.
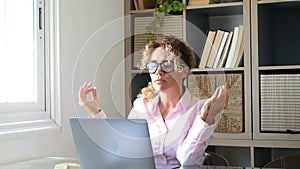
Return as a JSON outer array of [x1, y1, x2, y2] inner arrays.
[[0, 0, 61, 138]]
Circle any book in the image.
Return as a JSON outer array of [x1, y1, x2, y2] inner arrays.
[[213, 31, 229, 68], [133, 0, 139, 10], [229, 25, 244, 68], [199, 30, 216, 69], [218, 31, 233, 68], [137, 0, 156, 9], [234, 29, 244, 67], [188, 0, 211, 6], [137, 0, 145, 9], [206, 29, 225, 68], [225, 26, 240, 68]]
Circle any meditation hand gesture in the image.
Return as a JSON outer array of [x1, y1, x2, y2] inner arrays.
[[78, 82, 101, 116], [200, 85, 229, 125]]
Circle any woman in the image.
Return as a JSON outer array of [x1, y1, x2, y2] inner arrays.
[[79, 35, 229, 166]]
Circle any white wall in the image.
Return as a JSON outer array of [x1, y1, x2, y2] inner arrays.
[[0, 0, 125, 164]]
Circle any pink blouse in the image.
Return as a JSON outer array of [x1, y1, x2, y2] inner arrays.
[[95, 89, 215, 166]]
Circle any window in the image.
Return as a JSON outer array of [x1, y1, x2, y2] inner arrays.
[[0, 0, 60, 134]]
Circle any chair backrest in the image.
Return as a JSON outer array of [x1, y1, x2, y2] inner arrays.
[[203, 151, 230, 166], [263, 153, 300, 169]]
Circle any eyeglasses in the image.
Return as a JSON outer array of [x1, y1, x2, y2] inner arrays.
[[145, 60, 186, 74]]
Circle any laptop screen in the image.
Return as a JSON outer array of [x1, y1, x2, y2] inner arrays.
[[70, 118, 156, 169]]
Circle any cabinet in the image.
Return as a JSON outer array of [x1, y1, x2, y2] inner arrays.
[[251, 0, 300, 140], [124, 0, 300, 167], [185, 0, 252, 141], [250, 0, 300, 167]]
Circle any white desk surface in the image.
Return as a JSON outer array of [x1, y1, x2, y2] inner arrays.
[[0, 157, 262, 169]]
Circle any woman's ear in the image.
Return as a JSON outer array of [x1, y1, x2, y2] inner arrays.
[[180, 66, 190, 78]]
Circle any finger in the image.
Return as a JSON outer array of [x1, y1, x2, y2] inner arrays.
[[219, 87, 229, 109], [211, 86, 221, 101], [86, 81, 92, 89], [80, 83, 93, 102], [85, 83, 94, 94], [201, 99, 212, 117], [78, 85, 83, 104], [217, 85, 226, 96], [79, 85, 88, 105], [81, 81, 92, 90], [80, 85, 88, 103], [225, 89, 229, 108], [81, 82, 93, 92], [92, 87, 98, 101], [82, 82, 87, 89], [81, 88, 94, 102], [221, 87, 228, 100]]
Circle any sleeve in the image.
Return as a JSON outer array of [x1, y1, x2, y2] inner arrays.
[[127, 97, 148, 119], [88, 97, 147, 119], [88, 109, 107, 118], [176, 115, 215, 166], [127, 108, 138, 119]]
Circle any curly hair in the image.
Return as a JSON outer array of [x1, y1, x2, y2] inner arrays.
[[137, 35, 196, 101]]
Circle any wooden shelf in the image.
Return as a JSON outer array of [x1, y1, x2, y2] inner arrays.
[[191, 67, 244, 72], [129, 9, 155, 14], [258, 65, 300, 71], [187, 1, 243, 9], [125, 0, 300, 167], [210, 138, 300, 149], [258, 0, 300, 5], [186, 4, 243, 16]]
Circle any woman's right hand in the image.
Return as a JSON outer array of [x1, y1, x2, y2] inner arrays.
[[200, 85, 229, 125], [78, 82, 101, 116]]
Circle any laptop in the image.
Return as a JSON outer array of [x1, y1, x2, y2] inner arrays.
[[69, 118, 156, 169]]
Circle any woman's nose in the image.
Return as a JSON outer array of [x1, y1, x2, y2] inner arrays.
[[155, 65, 164, 75]]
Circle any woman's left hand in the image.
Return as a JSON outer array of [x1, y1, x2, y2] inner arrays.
[[200, 85, 229, 125]]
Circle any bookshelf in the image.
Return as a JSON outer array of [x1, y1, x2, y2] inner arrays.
[[252, 0, 300, 138], [251, 0, 300, 166], [125, 0, 300, 167]]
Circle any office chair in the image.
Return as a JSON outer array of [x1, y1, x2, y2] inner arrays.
[[263, 153, 300, 169], [203, 151, 230, 166]]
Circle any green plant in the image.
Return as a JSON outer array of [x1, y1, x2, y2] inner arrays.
[[145, 0, 184, 43]]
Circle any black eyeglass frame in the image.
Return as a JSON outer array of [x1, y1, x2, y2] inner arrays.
[[145, 60, 187, 74]]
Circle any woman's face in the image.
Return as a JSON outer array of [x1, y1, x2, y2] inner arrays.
[[149, 47, 185, 92]]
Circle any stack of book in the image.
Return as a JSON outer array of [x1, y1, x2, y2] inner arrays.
[[199, 25, 244, 69], [188, 0, 212, 6]]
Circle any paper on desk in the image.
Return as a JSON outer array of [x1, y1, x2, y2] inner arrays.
[[54, 163, 80, 169]]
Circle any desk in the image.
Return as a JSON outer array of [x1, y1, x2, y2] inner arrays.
[[0, 157, 78, 169], [0, 157, 261, 169]]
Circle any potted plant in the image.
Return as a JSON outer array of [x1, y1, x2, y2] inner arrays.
[[145, 0, 184, 43]]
